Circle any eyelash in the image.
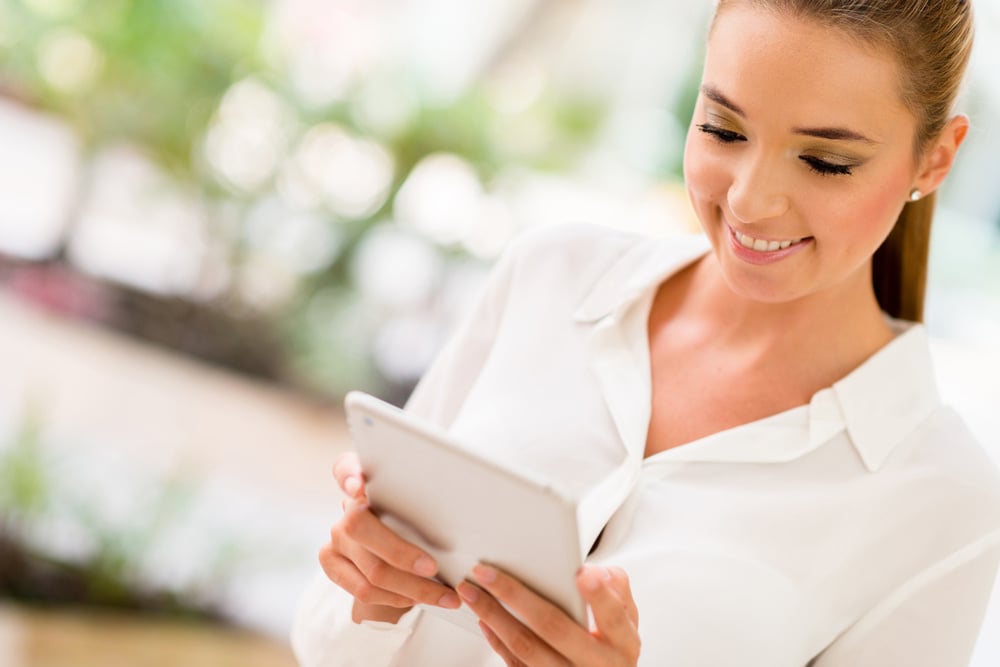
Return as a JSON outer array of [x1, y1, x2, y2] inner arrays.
[[696, 123, 855, 177]]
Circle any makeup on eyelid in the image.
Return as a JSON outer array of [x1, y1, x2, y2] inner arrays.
[[696, 122, 865, 176], [700, 104, 873, 162]]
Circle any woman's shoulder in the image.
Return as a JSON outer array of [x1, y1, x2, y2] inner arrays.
[[897, 405, 1000, 528], [498, 223, 706, 289], [488, 223, 645, 300], [502, 222, 643, 264], [911, 408, 1000, 485]]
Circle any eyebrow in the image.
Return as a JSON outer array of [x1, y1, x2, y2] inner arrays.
[[790, 126, 878, 144], [701, 85, 745, 117], [700, 84, 879, 145]]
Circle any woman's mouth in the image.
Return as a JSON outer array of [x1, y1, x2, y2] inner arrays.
[[732, 229, 810, 252], [726, 225, 813, 265]]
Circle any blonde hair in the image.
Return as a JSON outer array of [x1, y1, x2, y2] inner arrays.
[[712, 0, 975, 321]]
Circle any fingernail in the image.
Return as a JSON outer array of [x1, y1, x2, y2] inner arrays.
[[344, 476, 361, 496], [438, 591, 460, 608], [579, 566, 605, 592], [472, 564, 496, 585], [413, 556, 437, 577], [582, 564, 610, 579]]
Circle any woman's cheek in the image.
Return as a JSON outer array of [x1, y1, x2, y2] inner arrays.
[[683, 142, 730, 209], [839, 175, 911, 248]]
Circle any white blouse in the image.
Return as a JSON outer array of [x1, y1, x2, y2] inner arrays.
[[292, 223, 1000, 667]]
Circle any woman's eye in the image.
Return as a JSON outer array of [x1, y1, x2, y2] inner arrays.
[[696, 122, 855, 176], [800, 156, 854, 176], [697, 123, 745, 144]]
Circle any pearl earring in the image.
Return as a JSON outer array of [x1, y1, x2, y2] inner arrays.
[[909, 189, 922, 202]]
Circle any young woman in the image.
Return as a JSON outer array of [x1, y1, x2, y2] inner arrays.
[[293, 1, 1000, 665]]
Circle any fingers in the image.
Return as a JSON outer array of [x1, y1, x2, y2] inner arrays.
[[468, 564, 605, 663], [456, 563, 641, 667], [339, 536, 460, 609], [333, 452, 366, 500], [340, 503, 437, 576], [479, 621, 527, 667], [326, 453, 463, 619], [457, 578, 569, 667], [318, 543, 414, 608], [577, 566, 640, 664], [333, 502, 459, 608], [604, 566, 638, 626]]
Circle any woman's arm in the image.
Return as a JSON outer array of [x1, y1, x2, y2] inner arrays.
[[292, 231, 531, 666]]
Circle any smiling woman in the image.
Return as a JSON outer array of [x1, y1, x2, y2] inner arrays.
[[684, 5, 954, 323], [293, 2, 1000, 666]]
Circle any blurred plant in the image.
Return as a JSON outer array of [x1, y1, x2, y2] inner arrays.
[[0, 408, 253, 623], [0, 403, 49, 535], [0, 0, 612, 400], [0, 0, 266, 177]]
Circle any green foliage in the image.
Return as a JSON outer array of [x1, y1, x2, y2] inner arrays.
[[281, 285, 383, 398], [0, 405, 49, 526], [71, 472, 199, 594], [1, 0, 266, 175], [0, 0, 615, 397], [0, 411, 248, 621]]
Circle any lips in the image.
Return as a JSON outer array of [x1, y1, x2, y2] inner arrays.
[[730, 226, 811, 253], [725, 223, 813, 265]]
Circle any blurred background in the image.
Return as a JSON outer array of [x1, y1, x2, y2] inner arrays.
[[0, 0, 997, 664]]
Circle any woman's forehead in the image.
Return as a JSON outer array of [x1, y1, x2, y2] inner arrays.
[[704, 5, 913, 137]]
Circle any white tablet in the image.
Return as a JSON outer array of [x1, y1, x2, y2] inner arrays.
[[344, 390, 586, 633]]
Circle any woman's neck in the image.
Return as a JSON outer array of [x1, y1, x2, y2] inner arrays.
[[673, 254, 897, 386]]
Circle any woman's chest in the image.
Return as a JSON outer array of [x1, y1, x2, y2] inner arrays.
[[584, 460, 951, 665], [644, 347, 813, 457]]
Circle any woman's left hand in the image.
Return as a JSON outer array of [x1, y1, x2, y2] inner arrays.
[[457, 564, 641, 667]]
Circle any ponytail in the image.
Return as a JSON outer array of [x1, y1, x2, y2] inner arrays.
[[872, 192, 936, 322]]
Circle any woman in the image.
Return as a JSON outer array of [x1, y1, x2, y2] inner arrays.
[[293, 1, 1000, 665]]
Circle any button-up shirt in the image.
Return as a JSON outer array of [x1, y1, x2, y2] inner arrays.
[[292, 223, 1000, 667]]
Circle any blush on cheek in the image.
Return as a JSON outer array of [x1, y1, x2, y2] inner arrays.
[[853, 170, 912, 242], [683, 148, 729, 205]]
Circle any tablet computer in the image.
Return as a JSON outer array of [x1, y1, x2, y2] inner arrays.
[[344, 390, 586, 633]]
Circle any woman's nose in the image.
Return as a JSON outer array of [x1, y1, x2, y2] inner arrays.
[[726, 153, 790, 224]]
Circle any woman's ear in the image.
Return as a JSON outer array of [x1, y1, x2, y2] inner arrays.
[[913, 114, 970, 196]]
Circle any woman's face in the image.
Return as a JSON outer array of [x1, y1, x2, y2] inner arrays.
[[684, 4, 919, 305]]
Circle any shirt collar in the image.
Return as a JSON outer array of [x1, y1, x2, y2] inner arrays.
[[572, 233, 711, 324], [832, 320, 939, 471], [571, 233, 941, 473]]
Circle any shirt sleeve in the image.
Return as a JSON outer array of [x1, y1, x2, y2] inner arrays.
[[812, 540, 1000, 667], [290, 237, 524, 666], [291, 575, 421, 667], [402, 232, 521, 426]]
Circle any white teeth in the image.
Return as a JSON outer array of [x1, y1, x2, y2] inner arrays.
[[734, 229, 803, 252]]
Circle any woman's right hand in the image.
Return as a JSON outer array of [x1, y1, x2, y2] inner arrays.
[[319, 452, 462, 624]]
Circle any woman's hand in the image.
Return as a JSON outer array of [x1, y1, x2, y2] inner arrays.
[[318, 452, 462, 624], [457, 563, 641, 666]]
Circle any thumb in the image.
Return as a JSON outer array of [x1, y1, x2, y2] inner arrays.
[[333, 452, 367, 500]]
